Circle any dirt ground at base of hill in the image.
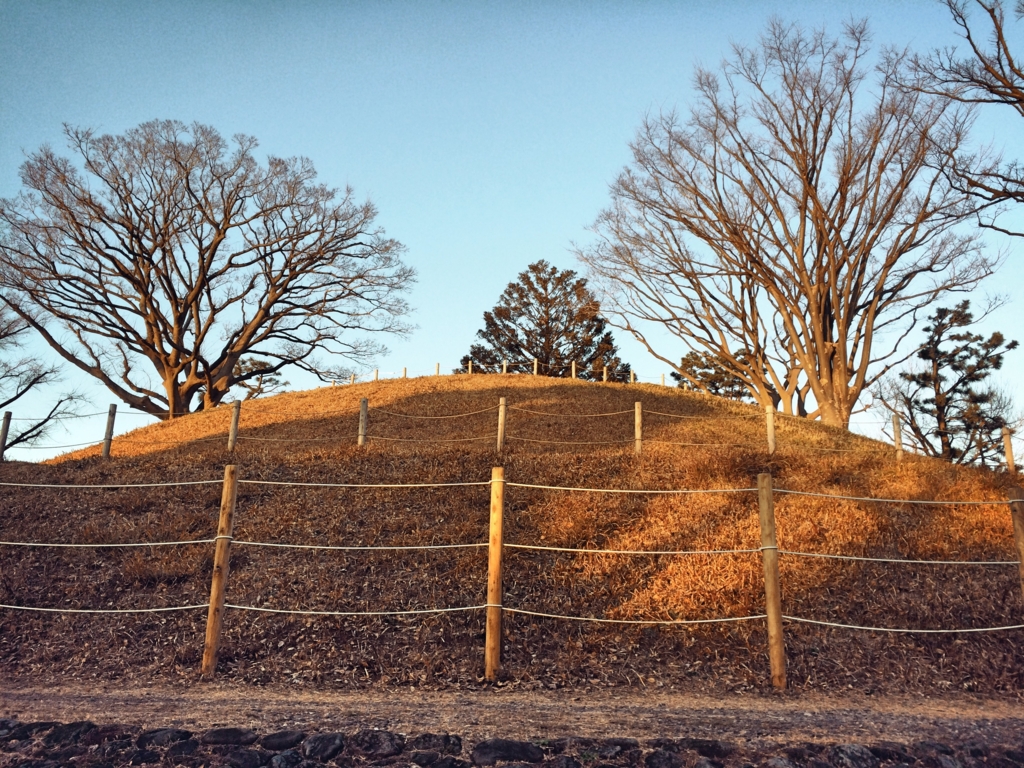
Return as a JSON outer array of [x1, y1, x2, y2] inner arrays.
[[1, 682, 1022, 747]]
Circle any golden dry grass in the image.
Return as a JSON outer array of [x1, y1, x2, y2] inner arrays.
[[1, 374, 1021, 696]]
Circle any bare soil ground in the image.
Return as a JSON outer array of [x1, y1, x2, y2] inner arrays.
[[2, 682, 1023, 746]]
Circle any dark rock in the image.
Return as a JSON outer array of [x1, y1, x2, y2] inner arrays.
[[988, 759, 1022, 768], [262, 731, 307, 752], [51, 745, 87, 760], [914, 743, 955, 757], [414, 751, 442, 765], [137, 728, 193, 748], [963, 744, 989, 759], [434, 758, 471, 768], [350, 729, 406, 758], [409, 735, 464, 756], [765, 759, 798, 768], [808, 761, 832, 768], [100, 738, 135, 758], [606, 739, 640, 750], [597, 741, 637, 761], [128, 748, 163, 765], [42, 720, 96, 747], [680, 740, 735, 760], [168, 739, 200, 758], [203, 727, 259, 746], [646, 740, 680, 753], [302, 732, 346, 762], [782, 746, 819, 763], [869, 745, 913, 763], [472, 739, 545, 766], [1006, 751, 1024, 765], [544, 757, 581, 768], [270, 750, 306, 768], [694, 759, 724, 768], [6, 722, 60, 742], [827, 745, 879, 768], [645, 750, 684, 768], [82, 725, 137, 746], [921, 756, 962, 768], [226, 748, 266, 768]]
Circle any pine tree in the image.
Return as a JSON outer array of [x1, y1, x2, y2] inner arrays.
[[459, 261, 629, 380], [878, 301, 1018, 467], [670, 351, 756, 402]]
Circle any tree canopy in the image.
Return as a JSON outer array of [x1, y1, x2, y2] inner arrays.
[[0, 120, 414, 418], [579, 20, 996, 427], [460, 260, 629, 380]]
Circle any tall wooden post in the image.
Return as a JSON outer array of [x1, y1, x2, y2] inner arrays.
[[101, 404, 117, 459], [374, 369, 379, 382], [485, 467, 505, 681], [603, 366, 607, 382], [202, 464, 239, 679], [403, 367, 407, 379], [358, 398, 368, 446], [496, 398, 506, 454], [227, 400, 241, 452], [1003, 427, 1015, 473], [765, 405, 776, 456], [350, 373, 356, 385], [533, 358, 538, 376], [1009, 488, 1024, 604], [634, 402, 643, 456], [630, 370, 636, 384], [468, 360, 473, 374], [0, 411, 10, 462], [571, 361, 576, 379], [661, 373, 665, 387], [435, 363, 440, 376], [502, 360, 507, 375], [757, 472, 786, 689], [893, 415, 904, 462]]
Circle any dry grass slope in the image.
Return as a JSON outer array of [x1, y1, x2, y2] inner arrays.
[[1, 375, 1021, 697]]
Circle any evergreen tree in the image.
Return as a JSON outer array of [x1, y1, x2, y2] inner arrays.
[[459, 261, 629, 380], [877, 301, 1018, 467], [671, 351, 755, 402]]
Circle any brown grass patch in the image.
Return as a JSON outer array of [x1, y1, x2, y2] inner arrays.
[[1, 374, 1020, 697]]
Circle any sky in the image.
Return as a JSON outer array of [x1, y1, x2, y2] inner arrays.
[[0, 0, 1022, 460]]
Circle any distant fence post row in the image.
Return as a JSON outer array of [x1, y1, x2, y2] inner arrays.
[[194, 467, 1024, 689]]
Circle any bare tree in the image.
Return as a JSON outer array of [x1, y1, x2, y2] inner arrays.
[[0, 305, 77, 450], [0, 120, 414, 419], [907, 0, 1024, 235], [579, 20, 996, 427]]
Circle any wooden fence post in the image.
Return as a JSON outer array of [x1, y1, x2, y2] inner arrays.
[[757, 472, 787, 690], [496, 397, 506, 454], [533, 358, 538, 376], [374, 369, 379, 382], [227, 401, 241, 453], [0, 411, 10, 462], [101, 404, 117, 459], [661, 373, 665, 387], [1004, 427, 1016, 473], [893, 415, 904, 462], [571, 361, 576, 379], [350, 373, 356, 385], [485, 466, 505, 681], [202, 464, 238, 680], [634, 401, 642, 456], [435, 363, 440, 376], [630, 370, 635, 384], [358, 398, 368, 446], [1008, 488, 1024, 604], [403, 367, 407, 379], [603, 366, 607, 382], [765, 405, 776, 456], [468, 360, 473, 374], [502, 360, 508, 374]]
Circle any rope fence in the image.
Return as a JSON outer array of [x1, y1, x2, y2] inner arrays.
[[1, 390, 1017, 475], [1, 466, 1021, 689]]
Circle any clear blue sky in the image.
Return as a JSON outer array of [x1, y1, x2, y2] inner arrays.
[[1, 0, 1021, 458]]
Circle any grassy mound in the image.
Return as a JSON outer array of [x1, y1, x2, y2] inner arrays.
[[1, 375, 1021, 696]]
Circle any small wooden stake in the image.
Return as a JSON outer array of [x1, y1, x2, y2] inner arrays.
[[1003, 427, 1016, 473], [1009, 488, 1024, 604], [374, 369, 379, 382], [533, 358, 538, 376], [358, 398, 368, 446], [603, 366, 607, 382], [496, 397, 506, 453], [435, 363, 440, 376], [502, 360, 507, 374], [350, 373, 356, 385], [468, 360, 473, 374], [757, 472, 787, 689], [403, 367, 407, 379], [571, 361, 576, 379], [634, 401, 642, 456], [0, 411, 10, 462], [227, 401, 241, 453], [765, 405, 776, 456], [630, 370, 635, 384], [661, 373, 665, 387], [485, 466, 505, 681], [102, 404, 117, 459], [202, 464, 238, 679]]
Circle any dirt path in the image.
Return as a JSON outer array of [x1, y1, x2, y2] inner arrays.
[[2, 683, 1021, 747]]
